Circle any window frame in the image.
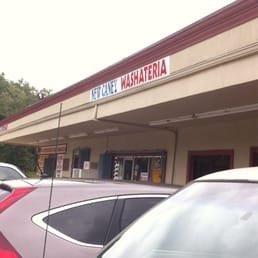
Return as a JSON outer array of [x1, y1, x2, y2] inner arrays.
[[187, 149, 234, 183], [32, 194, 169, 248], [250, 147, 258, 166], [32, 196, 118, 248]]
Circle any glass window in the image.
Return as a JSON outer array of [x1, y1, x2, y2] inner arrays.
[[192, 154, 231, 179], [45, 200, 115, 245], [112, 154, 166, 183], [250, 148, 258, 166], [120, 197, 164, 230], [63, 158, 70, 171], [0, 189, 10, 201], [73, 155, 80, 169], [133, 158, 149, 181], [0, 166, 23, 180], [100, 182, 258, 258], [150, 158, 162, 183]]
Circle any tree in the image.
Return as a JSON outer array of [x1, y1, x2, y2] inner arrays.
[[0, 73, 51, 174]]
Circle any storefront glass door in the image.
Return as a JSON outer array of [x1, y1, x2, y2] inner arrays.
[[123, 159, 133, 180], [112, 153, 166, 184], [188, 150, 233, 181]]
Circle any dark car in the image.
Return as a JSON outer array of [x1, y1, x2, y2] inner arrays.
[[0, 178, 178, 258], [98, 167, 258, 258]]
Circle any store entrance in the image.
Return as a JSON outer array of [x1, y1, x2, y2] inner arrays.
[[123, 159, 133, 180], [112, 152, 166, 184], [44, 155, 57, 177], [188, 150, 233, 181], [250, 147, 258, 166]]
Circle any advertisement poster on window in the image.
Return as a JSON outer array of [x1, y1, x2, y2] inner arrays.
[[56, 154, 64, 178], [150, 158, 162, 183]]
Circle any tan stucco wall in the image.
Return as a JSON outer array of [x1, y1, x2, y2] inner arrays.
[[27, 109, 257, 187], [172, 18, 258, 72], [60, 115, 258, 186], [7, 91, 91, 131], [4, 49, 257, 143], [62, 130, 175, 182], [173, 116, 258, 185], [1, 18, 257, 143], [0, 107, 95, 142], [97, 54, 258, 118]]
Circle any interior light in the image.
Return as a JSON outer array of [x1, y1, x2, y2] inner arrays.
[[149, 103, 258, 126], [94, 128, 119, 134], [68, 133, 88, 139]]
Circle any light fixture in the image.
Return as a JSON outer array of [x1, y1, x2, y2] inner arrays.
[[149, 115, 195, 126], [94, 127, 119, 134], [38, 139, 50, 143], [68, 133, 88, 139], [51, 136, 65, 141], [197, 103, 258, 119], [149, 103, 258, 126], [29, 141, 38, 145]]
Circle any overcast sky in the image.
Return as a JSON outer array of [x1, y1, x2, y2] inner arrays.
[[0, 0, 235, 92]]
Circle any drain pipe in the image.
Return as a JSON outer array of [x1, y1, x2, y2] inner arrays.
[[171, 128, 178, 185], [93, 104, 178, 185]]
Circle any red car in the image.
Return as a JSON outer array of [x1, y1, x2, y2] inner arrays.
[[0, 179, 178, 258]]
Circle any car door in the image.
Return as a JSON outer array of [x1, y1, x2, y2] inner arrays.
[[104, 194, 168, 244]]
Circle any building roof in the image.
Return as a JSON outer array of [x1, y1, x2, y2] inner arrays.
[[0, 0, 257, 127], [196, 167, 258, 182]]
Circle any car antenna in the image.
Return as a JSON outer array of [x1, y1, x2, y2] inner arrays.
[[42, 103, 63, 258]]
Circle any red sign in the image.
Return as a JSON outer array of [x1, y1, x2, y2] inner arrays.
[[90, 56, 170, 101], [121, 58, 169, 90]]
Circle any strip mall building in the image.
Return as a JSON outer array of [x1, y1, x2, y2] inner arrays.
[[0, 0, 257, 186]]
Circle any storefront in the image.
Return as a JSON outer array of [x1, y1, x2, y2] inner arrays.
[[111, 151, 166, 183], [37, 144, 68, 177], [0, 0, 257, 186]]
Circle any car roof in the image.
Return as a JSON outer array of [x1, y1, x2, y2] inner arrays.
[[1, 178, 179, 194], [0, 162, 20, 170], [0, 162, 26, 178], [196, 167, 258, 182], [0, 179, 180, 207]]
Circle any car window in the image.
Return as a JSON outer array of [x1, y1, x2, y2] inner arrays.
[[0, 189, 10, 201], [120, 197, 164, 230], [0, 166, 23, 180], [44, 199, 116, 245], [100, 182, 258, 258]]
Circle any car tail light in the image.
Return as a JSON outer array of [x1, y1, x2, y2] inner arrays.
[[0, 232, 22, 258], [0, 187, 35, 214]]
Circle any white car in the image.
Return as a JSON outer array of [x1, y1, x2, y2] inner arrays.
[[99, 167, 258, 258], [0, 162, 27, 180]]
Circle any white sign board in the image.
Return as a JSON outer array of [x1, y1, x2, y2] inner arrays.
[[90, 56, 170, 102], [56, 154, 64, 178], [83, 161, 90, 170]]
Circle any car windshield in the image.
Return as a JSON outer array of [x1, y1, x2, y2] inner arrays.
[[100, 181, 258, 258], [0, 166, 23, 180]]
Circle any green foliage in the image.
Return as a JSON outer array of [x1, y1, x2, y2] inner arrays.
[[0, 143, 36, 174], [0, 73, 51, 175]]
